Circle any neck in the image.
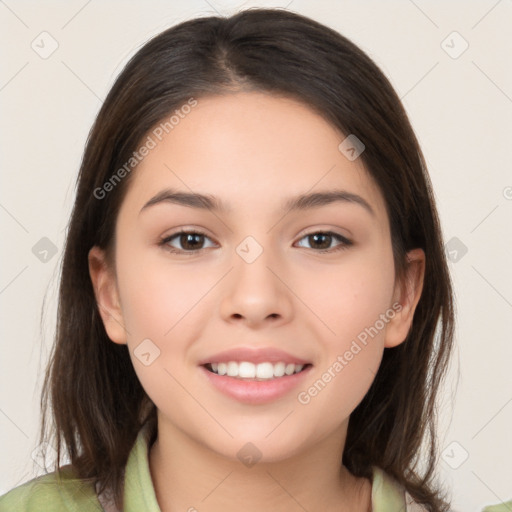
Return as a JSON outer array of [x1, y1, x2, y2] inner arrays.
[[148, 417, 372, 512]]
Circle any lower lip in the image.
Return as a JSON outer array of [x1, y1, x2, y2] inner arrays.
[[199, 364, 313, 405]]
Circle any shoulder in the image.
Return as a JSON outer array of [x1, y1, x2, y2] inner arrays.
[[371, 466, 429, 511], [0, 465, 102, 512], [481, 502, 512, 512]]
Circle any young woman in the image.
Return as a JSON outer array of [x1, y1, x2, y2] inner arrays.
[[0, 8, 459, 511]]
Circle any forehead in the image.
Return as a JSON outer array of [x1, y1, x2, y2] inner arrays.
[[119, 91, 387, 221]]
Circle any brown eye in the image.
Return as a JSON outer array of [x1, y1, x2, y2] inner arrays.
[[160, 230, 215, 253], [296, 231, 352, 253], [178, 233, 205, 250]]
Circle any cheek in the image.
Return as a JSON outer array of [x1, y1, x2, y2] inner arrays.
[[115, 253, 213, 408], [115, 248, 216, 379], [116, 244, 208, 338], [295, 249, 395, 413], [308, 249, 396, 342]]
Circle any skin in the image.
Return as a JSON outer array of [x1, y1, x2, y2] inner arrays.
[[89, 91, 425, 512]]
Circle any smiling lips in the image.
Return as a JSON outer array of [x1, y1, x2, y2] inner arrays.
[[198, 346, 313, 403]]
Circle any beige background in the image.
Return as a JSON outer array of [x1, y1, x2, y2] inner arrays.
[[1, 1, 511, 510]]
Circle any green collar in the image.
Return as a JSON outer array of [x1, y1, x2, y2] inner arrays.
[[119, 423, 410, 512]]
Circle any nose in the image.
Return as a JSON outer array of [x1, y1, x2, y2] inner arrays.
[[219, 244, 294, 328]]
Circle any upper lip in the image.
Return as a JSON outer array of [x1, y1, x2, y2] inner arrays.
[[198, 347, 312, 366]]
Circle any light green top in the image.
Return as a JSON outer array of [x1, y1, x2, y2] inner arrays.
[[0, 424, 508, 511]]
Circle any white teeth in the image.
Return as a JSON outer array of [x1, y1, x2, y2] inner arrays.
[[256, 362, 273, 379], [227, 361, 238, 377], [273, 362, 286, 377], [207, 361, 306, 379], [240, 361, 256, 378], [285, 363, 296, 375]]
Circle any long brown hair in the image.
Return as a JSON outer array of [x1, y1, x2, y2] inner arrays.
[[38, 8, 455, 511]]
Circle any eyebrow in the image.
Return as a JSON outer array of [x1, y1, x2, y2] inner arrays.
[[139, 188, 375, 216]]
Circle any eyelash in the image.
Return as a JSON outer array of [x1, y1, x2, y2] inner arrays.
[[158, 229, 353, 255]]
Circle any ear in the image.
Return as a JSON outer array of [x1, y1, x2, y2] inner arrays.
[[384, 248, 425, 348], [88, 246, 127, 345]]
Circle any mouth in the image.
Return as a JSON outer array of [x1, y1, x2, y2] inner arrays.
[[197, 346, 314, 403], [202, 361, 313, 381]]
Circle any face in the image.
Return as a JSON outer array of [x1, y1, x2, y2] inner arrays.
[[89, 91, 424, 462]]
